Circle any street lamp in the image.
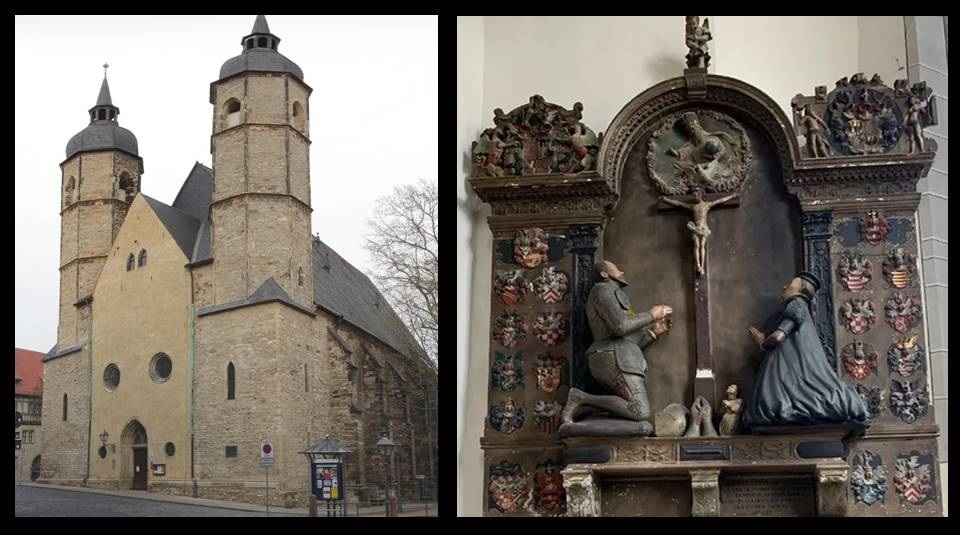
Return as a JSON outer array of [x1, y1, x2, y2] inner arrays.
[[376, 436, 396, 517]]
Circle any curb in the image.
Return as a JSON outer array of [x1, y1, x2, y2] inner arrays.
[[18, 482, 301, 515]]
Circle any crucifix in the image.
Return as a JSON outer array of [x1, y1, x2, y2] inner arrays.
[[658, 187, 740, 408]]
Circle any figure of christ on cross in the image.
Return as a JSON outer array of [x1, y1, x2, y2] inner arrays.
[[659, 188, 739, 276]]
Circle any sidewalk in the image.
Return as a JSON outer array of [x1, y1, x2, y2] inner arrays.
[[19, 482, 436, 516]]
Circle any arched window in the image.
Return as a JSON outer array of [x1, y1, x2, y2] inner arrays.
[[109, 110, 116, 121], [246, 39, 253, 50], [292, 101, 305, 131], [298, 266, 304, 286], [227, 362, 235, 400], [138, 249, 147, 267], [97, 109, 106, 120], [118, 172, 136, 203], [62, 393, 68, 421], [63, 177, 76, 207], [127, 254, 135, 271], [270, 40, 277, 50], [224, 98, 241, 128], [257, 37, 267, 48]]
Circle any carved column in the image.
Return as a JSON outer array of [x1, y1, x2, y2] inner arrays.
[[569, 223, 602, 392], [562, 467, 600, 517], [800, 210, 838, 372], [689, 469, 721, 517], [814, 464, 849, 517]]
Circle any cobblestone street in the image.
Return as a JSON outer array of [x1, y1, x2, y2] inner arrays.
[[15, 485, 303, 517]]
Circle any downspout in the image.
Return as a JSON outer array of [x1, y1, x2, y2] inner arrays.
[[84, 305, 93, 487], [190, 302, 197, 497]]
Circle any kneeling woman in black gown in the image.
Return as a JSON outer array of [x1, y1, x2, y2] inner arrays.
[[743, 271, 868, 429]]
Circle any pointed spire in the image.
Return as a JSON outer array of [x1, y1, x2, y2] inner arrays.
[[251, 15, 270, 35], [88, 64, 119, 124], [96, 75, 113, 107]]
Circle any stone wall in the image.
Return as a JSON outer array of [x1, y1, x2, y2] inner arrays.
[[88, 196, 194, 486], [38, 351, 89, 485]]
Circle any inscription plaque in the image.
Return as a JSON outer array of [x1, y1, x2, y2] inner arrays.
[[721, 475, 815, 517]]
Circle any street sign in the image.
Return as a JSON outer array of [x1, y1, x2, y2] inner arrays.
[[260, 441, 274, 459], [260, 457, 275, 468], [16, 439, 22, 450], [15, 411, 23, 428]]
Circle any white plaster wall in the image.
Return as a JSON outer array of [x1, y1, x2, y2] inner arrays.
[[858, 16, 908, 87], [456, 15, 487, 517], [458, 16, 936, 517]]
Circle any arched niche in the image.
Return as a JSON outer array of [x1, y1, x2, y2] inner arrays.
[[595, 75, 804, 410]]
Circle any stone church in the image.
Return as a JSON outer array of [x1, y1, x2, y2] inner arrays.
[[40, 15, 437, 506]]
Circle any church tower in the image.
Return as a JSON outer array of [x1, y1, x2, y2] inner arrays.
[[209, 15, 314, 307], [58, 68, 143, 351]]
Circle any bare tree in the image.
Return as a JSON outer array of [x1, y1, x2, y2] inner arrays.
[[364, 179, 438, 365]]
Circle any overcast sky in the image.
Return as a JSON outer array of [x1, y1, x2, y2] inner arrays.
[[15, 15, 438, 352]]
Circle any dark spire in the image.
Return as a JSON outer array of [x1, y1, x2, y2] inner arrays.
[[88, 64, 119, 124], [95, 66, 113, 107], [240, 14, 281, 51], [252, 15, 270, 34]]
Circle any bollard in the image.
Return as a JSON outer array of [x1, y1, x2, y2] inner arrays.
[[309, 495, 318, 517], [389, 495, 398, 517]]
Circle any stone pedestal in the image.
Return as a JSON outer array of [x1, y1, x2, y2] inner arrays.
[[562, 432, 851, 517]]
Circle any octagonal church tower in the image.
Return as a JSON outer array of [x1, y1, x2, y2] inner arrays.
[[192, 15, 320, 503], [41, 71, 143, 484]]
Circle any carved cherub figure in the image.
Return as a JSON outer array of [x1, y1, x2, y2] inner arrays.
[[685, 16, 712, 69], [719, 384, 743, 436], [905, 93, 934, 153], [660, 188, 738, 276], [799, 105, 833, 158]]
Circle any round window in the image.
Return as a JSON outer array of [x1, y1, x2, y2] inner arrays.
[[98, 446, 108, 459], [165, 442, 175, 456], [103, 364, 120, 391], [150, 353, 172, 383]]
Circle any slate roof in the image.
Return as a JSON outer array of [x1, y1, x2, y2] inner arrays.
[[312, 239, 405, 354], [251, 14, 271, 35], [142, 195, 203, 261], [66, 122, 139, 160], [197, 277, 314, 317], [218, 16, 303, 83], [172, 163, 212, 222], [66, 76, 137, 160]]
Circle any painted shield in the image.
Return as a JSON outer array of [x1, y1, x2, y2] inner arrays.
[[489, 398, 525, 434], [534, 312, 569, 347], [851, 449, 888, 506], [493, 311, 527, 348], [534, 459, 566, 516], [856, 384, 883, 423], [535, 352, 567, 393], [494, 270, 527, 306], [533, 400, 564, 435], [882, 247, 917, 289], [489, 461, 531, 513], [491, 351, 524, 393], [894, 451, 936, 505], [887, 336, 926, 378], [859, 210, 889, 245], [513, 228, 550, 269], [890, 378, 929, 423], [884, 292, 923, 333], [842, 341, 879, 381], [839, 298, 876, 335], [836, 251, 872, 292], [533, 267, 569, 304]]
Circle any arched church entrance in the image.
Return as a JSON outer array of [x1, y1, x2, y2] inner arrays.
[[120, 419, 148, 490]]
